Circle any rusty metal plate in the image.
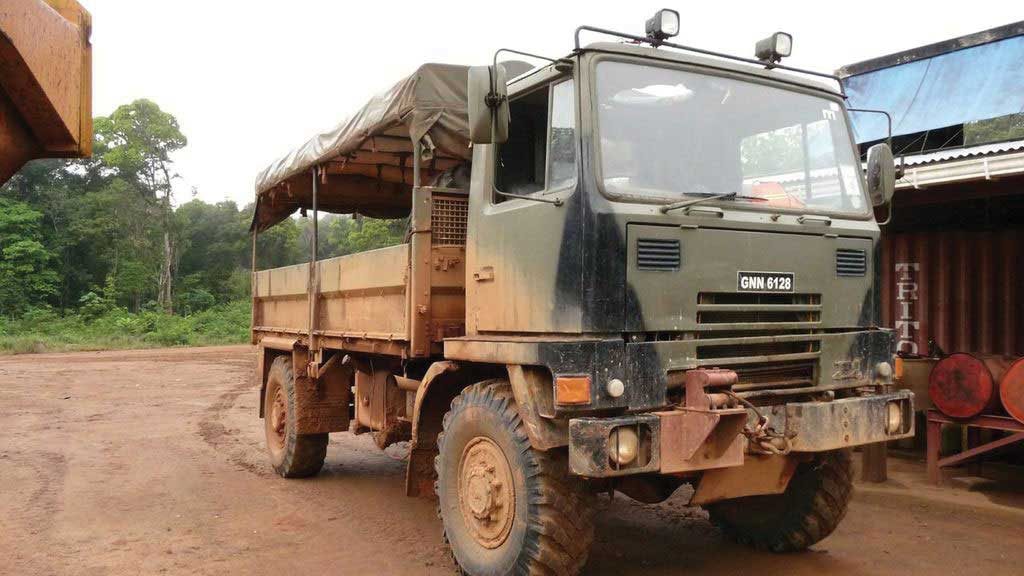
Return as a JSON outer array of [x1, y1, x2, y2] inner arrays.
[[690, 454, 798, 505], [658, 408, 746, 474]]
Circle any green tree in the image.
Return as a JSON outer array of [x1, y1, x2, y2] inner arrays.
[[0, 198, 59, 317], [325, 215, 406, 257], [95, 99, 187, 312], [176, 199, 248, 301]]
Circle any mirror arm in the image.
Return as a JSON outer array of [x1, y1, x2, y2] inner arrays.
[[847, 107, 893, 147], [493, 48, 559, 70], [495, 190, 563, 206]]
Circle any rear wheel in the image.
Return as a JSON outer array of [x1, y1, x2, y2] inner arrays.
[[264, 355, 328, 478], [435, 380, 594, 575], [707, 450, 853, 552]]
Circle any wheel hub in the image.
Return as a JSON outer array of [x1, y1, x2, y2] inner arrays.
[[458, 436, 515, 549], [268, 386, 287, 450]]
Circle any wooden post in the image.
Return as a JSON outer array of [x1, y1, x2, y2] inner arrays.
[[861, 442, 888, 483], [926, 413, 941, 485], [967, 427, 983, 476]]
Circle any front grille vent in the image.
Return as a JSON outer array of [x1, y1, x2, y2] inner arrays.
[[836, 248, 867, 277], [636, 238, 680, 271], [696, 292, 821, 326]]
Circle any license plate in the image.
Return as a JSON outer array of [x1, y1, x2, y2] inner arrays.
[[737, 271, 794, 293]]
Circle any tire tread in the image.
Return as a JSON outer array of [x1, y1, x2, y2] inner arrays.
[[266, 356, 327, 478], [435, 380, 594, 575], [708, 450, 853, 553]]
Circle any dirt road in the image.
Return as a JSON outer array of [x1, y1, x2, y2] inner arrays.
[[1, 346, 1022, 575]]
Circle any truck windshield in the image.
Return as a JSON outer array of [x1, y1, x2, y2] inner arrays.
[[595, 61, 867, 215]]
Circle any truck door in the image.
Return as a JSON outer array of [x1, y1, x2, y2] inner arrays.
[[466, 76, 582, 334]]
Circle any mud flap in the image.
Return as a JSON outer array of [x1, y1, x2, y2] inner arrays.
[[292, 347, 351, 435]]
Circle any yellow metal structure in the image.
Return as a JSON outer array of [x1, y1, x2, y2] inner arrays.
[[0, 0, 92, 184]]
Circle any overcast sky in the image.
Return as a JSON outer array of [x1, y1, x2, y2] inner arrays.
[[83, 0, 1020, 207]]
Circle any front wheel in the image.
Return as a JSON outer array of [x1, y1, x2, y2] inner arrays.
[[706, 450, 853, 552], [435, 380, 595, 576]]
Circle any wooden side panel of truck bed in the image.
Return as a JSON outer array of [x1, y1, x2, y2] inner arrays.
[[253, 244, 411, 340]]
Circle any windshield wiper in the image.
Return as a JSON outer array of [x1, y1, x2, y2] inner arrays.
[[659, 192, 767, 213]]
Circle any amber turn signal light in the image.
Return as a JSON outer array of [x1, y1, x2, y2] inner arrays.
[[555, 375, 592, 406]]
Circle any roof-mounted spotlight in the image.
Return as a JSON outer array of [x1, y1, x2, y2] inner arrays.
[[645, 9, 680, 45], [755, 32, 793, 64]]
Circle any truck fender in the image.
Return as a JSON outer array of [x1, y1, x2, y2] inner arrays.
[[256, 336, 299, 418], [506, 365, 569, 451], [406, 361, 479, 497]]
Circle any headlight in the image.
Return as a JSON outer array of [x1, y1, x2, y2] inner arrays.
[[607, 426, 639, 466], [886, 401, 904, 435]]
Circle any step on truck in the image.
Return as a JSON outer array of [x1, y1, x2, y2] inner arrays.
[[250, 10, 913, 575]]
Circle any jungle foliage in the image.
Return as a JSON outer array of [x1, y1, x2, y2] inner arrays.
[[0, 99, 405, 352]]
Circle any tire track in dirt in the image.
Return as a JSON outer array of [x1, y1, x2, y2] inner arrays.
[[197, 371, 271, 478], [0, 450, 69, 573]]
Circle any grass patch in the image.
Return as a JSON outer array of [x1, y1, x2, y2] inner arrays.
[[0, 300, 250, 354]]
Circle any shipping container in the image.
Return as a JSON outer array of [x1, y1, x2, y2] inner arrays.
[[882, 228, 1023, 356]]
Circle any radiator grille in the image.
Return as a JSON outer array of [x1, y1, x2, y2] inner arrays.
[[636, 238, 681, 271], [684, 337, 820, 401], [731, 361, 816, 391], [836, 248, 867, 277], [431, 196, 468, 246], [697, 292, 821, 326], [696, 339, 819, 361]]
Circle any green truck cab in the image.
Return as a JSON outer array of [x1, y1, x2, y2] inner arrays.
[[251, 11, 912, 575]]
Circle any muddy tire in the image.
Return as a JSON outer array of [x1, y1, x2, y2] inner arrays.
[[707, 450, 853, 552], [263, 355, 328, 478], [435, 380, 594, 576]]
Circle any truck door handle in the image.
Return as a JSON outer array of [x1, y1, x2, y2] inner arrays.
[[684, 206, 724, 218], [797, 215, 832, 226], [473, 266, 494, 282]]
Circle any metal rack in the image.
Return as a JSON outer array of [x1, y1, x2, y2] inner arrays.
[[926, 409, 1024, 485]]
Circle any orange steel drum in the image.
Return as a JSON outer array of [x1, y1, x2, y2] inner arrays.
[[928, 353, 1013, 419], [999, 357, 1024, 424]]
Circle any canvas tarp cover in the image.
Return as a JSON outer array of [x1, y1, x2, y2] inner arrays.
[[843, 35, 1024, 144], [252, 63, 471, 231]]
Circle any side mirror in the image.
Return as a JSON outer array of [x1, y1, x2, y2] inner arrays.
[[468, 64, 509, 144], [866, 143, 896, 206]]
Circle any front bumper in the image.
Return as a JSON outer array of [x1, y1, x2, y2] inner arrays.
[[568, 390, 914, 477]]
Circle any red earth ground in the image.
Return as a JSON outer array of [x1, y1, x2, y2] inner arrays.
[[1, 345, 1022, 575]]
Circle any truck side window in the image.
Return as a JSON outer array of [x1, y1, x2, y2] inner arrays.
[[495, 79, 576, 202], [547, 80, 576, 191]]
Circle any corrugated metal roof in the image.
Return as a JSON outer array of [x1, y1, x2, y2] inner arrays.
[[899, 139, 1024, 167], [842, 33, 1024, 143]]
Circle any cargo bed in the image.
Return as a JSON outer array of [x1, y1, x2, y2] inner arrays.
[[252, 188, 468, 358]]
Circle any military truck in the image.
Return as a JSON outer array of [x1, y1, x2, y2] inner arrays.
[[250, 10, 913, 575]]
